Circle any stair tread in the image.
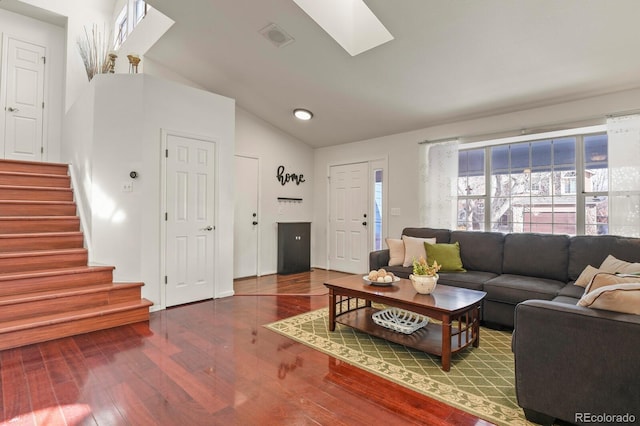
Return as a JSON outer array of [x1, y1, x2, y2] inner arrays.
[[0, 158, 69, 170], [0, 265, 113, 281], [0, 231, 83, 238], [0, 216, 79, 220], [0, 170, 70, 179], [0, 282, 144, 305], [0, 184, 72, 192], [0, 299, 153, 334], [0, 200, 75, 205], [0, 248, 87, 259]]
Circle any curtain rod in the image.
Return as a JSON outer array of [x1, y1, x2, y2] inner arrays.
[[417, 108, 640, 146]]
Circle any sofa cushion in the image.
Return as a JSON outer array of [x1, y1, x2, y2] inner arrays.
[[401, 235, 436, 267], [385, 238, 404, 266], [437, 270, 497, 291], [557, 283, 585, 299], [568, 235, 640, 281], [484, 274, 564, 305], [402, 227, 451, 243], [424, 242, 465, 272], [503, 233, 569, 282], [450, 230, 504, 274], [384, 265, 412, 279], [578, 283, 640, 315]]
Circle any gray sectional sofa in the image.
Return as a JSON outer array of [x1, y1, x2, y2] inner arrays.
[[369, 227, 640, 425]]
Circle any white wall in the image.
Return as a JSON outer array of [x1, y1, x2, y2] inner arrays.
[[0, 8, 65, 161], [312, 87, 640, 269], [63, 74, 235, 309], [235, 107, 315, 275], [19, 0, 114, 111]]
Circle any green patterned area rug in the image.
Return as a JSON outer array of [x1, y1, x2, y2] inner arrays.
[[265, 308, 530, 426]]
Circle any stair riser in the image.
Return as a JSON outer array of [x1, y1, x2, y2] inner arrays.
[[0, 187, 73, 201], [0, 218, 80, 234], [0, 174, 70, 188], [0, 161, 68, 176], [0, 203, 76, 216], [0, 252, 88, 274], [0, 269, 114, 297], [0, 286, 142, 322], [0, 306, 150, 351], [0, 234, 84, 253]]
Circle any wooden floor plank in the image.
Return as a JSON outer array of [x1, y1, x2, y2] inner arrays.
[[0, 269, 496, 425]]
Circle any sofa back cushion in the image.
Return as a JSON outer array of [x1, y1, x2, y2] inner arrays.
[[503, 233, 570, 282], [568, 235, 640, 281], [450, 230, 504, 274], [402, 227, 451, 243]]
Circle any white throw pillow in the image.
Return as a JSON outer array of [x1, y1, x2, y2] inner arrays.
[[385, 238, 405, 266], [577, 283, 640, 315], [402, 235, 437, 267], [599, 255, 640, 275], [575, 265, 600, 288]]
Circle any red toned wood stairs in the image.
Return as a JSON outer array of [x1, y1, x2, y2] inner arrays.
[[0, 159, 152, 350]]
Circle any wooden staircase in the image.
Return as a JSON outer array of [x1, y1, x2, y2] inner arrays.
[[0, 159, 152, 350]]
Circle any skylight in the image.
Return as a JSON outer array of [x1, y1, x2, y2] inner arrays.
[[292, 0, 394, 56]]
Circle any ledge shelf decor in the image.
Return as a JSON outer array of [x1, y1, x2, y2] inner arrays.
[[278, 197, 303, 202]]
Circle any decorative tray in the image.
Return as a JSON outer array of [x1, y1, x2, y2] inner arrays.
[[362, 275, 401, 286], [371, 307, 429, 334]]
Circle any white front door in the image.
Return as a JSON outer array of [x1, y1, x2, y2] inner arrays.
[[165, 133, 216, 307], [234, 155, 259, 278], [2, 37, 46, 161], [329, 162, 369, 273]]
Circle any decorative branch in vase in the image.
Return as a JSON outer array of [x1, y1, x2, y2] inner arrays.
[[77, 24, 113, 81]]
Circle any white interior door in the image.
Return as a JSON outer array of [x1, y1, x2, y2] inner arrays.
[[234, 155, 259, 278], [2, 37, 45, 161], [165, 133, 216, 307], [329, 162, 369, 273]]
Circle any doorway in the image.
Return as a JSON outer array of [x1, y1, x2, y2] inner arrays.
[[234, 155, 259, 278], [163, 131, 216, 307], [1, 36, 46, 161]]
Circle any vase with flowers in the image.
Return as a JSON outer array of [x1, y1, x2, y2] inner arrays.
[[409, 256, 441, 294]]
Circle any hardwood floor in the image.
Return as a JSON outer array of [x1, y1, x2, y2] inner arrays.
[[0, 269, 493, 425]]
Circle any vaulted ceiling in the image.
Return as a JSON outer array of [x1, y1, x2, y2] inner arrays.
[[146, 0, 640, 147]]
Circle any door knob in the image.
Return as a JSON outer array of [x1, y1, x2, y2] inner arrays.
[[252, 221, 258, 225], [203, 226, 213, 231], [362, 221, 367, 226], [7, 107, 19, 112]]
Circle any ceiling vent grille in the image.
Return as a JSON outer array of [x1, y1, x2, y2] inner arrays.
[[259, 23, 295, 48]]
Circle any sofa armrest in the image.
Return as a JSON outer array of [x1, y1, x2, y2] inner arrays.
[[369, 249, 390, 271], [513, 300, 640, 424]]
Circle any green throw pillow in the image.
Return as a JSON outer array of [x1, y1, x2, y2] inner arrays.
[[424, 241, 466, 272]]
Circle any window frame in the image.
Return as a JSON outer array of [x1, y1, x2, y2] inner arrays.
[[457, 130, 608, 235]]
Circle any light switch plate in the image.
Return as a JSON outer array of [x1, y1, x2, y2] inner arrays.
[[391, 208, 401, 216], [122, 182, 133, 192]]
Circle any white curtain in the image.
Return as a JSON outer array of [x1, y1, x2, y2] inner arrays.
[[607, 114, 640, 237], [418, 139, 459, 229]]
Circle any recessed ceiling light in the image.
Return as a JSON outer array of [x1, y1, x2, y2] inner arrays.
[[293, 108, 313, 120]]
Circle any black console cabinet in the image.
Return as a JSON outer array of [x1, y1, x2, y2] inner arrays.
[[277, 222, 311, 274]]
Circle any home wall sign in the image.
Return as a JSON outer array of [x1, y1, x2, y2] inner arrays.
[[277, 165, 305, 186]]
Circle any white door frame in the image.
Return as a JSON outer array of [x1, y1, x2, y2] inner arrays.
[[0, 34, 48, 160], [159, 128, 218, 309], [234, 153, 261, 278], [326, 156, 388, 271]]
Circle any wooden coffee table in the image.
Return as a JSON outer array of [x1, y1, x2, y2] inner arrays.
[[324, 275, 486, 372]]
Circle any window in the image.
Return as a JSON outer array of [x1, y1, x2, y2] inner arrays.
[[113, 0, 148, 49], [373, 169, 383, 250], [458, 132, 609, 235], [114, 6, 128, 49]]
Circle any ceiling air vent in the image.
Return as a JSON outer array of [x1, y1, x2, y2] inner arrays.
[[259, 23, 295, 48]]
